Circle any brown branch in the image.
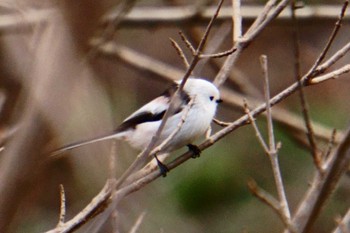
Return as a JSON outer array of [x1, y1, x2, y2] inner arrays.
[[247, 179, 294, 231], [324, 129, 337, 163], [247, 179, 280, 213], [243, 101, 269, 153], [199, 47, 237, 58], [290, 0, 321, 171], [179, 31, 196, 55], [213, 118, 231, 127], [2, 6, 349, 33], [315, 42, 350, 74], [244, 55, 291, 225], [307, 0, 349, 80], [310, 64, 350, 84], [169, 37, 190, 68]]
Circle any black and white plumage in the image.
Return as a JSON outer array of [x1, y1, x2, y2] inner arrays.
[[51, 78, 222, 158]]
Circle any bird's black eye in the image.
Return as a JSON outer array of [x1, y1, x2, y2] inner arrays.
[[209, 96, 214, 101]]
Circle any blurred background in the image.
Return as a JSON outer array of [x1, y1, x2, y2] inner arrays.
[[0, 0, 349, 232]]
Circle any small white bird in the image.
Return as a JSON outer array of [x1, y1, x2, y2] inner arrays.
[[51, 78, 222, 175]]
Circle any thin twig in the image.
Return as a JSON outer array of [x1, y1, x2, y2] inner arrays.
[[306, 0, 349, 80], [260, 55, 275, 153], [310, 64, 350, 84], [169, 37, 190, 68], [324, 129, 337, 164], [199, 47, 237, 58], [315, 42, 350, 74], [57, 184, 66, 227], [247, 179, 294, 230], [260, 55, 291, 221], [247, 179, 280, 212], [179, 31, 196, 55], [243, 101, 269, 153], [290, 0, 321, 170], [213, 118, 231, 127]]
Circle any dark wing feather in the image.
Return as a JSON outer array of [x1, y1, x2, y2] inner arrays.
[[115, 82, 191, 133], [115, 110, 166, 132]]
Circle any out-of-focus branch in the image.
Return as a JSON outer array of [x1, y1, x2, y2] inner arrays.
[[128, 212, 146, 233], [103, 5, 350, 26], [2, 5, 349, 33], [333, 209, 350, 233], [232, 0, 242, 42]]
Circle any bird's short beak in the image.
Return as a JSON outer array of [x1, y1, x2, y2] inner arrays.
[[216, 99, 223, 103]]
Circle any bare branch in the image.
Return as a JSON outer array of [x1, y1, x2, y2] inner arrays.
[[260, 55, 275, 153], [247, 179, 294, 230], [324, 129, 337, 164], [247, 179, 280, 212], [57, 184, 66, 227], [213, 118, 231, 127], [310, 64, 350, 84], [307, 0, 349, 80], [290, 0, 321, 171], [243, 101, 269, 153], [169, 37, 190, 68], [232, 0, 242, 42], [179, 31, 196, 55], [316, 42, 350, 74], [198, 47, 237, 58]]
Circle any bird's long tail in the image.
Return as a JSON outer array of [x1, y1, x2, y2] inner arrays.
[[50, 133, 120, 158]]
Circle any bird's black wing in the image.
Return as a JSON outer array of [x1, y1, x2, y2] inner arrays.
[[115, 83, 190, 133]]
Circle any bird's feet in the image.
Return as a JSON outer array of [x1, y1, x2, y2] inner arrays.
[[154, 155, 169, 177], [187, 144, 201, 158]]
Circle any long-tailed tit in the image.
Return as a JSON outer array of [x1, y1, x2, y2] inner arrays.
[[51, 78, 222, 175]]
